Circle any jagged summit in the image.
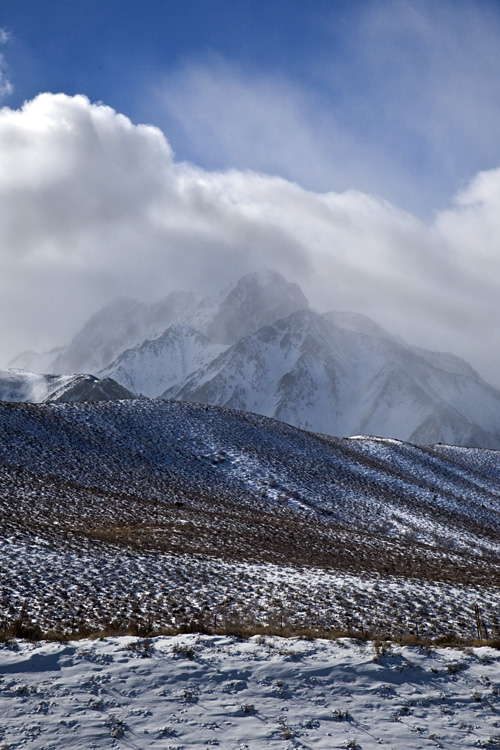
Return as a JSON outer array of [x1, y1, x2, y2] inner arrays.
[[186, 268, 309, 344], [98, 323, 226, 398]]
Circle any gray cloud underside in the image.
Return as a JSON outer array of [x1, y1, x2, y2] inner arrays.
[[1, 93, 500, 386]]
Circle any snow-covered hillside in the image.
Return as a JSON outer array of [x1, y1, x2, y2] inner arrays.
[[1, 398, 500, 639], [2, 635, 500, 750], [2, 397, 500, 749], [0, 368, 135, 403]]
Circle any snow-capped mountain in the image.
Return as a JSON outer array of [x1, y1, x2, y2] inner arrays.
[[0, 368, 135, 403], [51, 291, 197, 375], [165, 308, 500, 448], [186, 268, 309, 344], [15, 270, 307, 376], [9, 269, 500, 448], [98, 324, 226, 397]]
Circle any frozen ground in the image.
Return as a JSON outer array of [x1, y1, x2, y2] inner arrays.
[[1, 399, 500, 638], [2, 634, 500, 749], [2, 533, 500, 642], [3, 398, 500, 747]]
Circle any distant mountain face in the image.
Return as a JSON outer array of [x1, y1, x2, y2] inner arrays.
[[9, 269, 500, 448], [51, 291, 197, 376], [16, 269, 307, 375], [98, 324, 226, 398], [0, 369, 135, 404], [163, 308, 500, 449], [186, 268, 309, 345]]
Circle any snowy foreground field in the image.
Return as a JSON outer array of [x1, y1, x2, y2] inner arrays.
[[2, 635, 500, 750]]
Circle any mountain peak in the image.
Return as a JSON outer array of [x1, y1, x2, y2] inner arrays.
[[225, 268, 307, 301], [199, 269, 309, 344]]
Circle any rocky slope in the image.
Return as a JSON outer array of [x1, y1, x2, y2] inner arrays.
[[0, 368, 135, 403]]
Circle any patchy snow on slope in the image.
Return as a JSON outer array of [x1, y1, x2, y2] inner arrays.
[[2, 635, 500, 749], [3, 525, 500, 642], [0, 368, 135, 403], [0, 368, 79, 402], [2, 398, 500, 641]]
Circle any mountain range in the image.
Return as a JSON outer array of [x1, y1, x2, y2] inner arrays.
[[7, 269, 500, 448]]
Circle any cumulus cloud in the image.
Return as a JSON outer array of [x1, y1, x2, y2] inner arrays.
[[1, 93, 500, 386]]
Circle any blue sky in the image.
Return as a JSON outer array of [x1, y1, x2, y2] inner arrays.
[[2, 1, 500, 385], [3, 0, 500, 214]]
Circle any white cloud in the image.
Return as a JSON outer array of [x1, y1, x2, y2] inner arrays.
[[1, 93, 500, 386], [152, 58, 418, 212], [0, 28, 12, 101], [149, 1, 500, 216]]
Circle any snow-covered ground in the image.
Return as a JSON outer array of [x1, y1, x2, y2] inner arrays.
[[2, 634, 500, 749], [2, 532, 500, 643], [2, 398, 500, 639]]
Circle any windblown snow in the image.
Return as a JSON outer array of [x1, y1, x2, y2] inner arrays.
[[0, 368, 135, 403]]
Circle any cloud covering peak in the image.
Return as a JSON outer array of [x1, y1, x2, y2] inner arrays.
[[1, 93, 500, 386]]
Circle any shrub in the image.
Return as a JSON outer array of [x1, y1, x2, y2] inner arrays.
[[125, 638, 154, 657], [171, 643, 196, 659]]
